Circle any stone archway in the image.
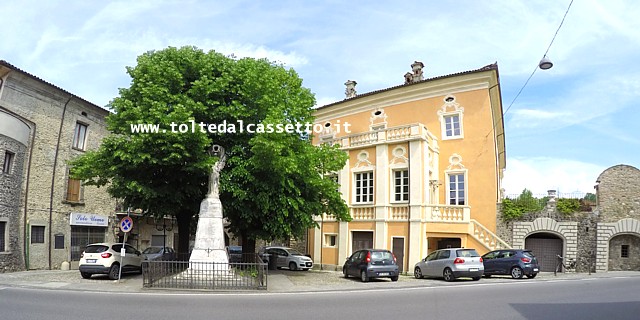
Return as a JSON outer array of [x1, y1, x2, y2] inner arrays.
[[597, 218, 640, 271], [512, 218, 579, 266], [525, 232, 564, 272], [608, 234, 640, 271]]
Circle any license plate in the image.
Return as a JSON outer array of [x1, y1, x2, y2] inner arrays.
[[533, 268, 539, 272], [87, 259, 97, 263], [378, 272, 389, 276], [469, 268, 478, 272]]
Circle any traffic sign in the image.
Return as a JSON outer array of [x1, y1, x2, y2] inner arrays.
[[119, 216, 133, 233]]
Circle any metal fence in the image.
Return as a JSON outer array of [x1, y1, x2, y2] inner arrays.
[[142, 256, 267, 291]]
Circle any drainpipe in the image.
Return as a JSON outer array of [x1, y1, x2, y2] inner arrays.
[[48, 96, 72, 269], [22, 123, 36, 270], [406, 145, 411, 274]]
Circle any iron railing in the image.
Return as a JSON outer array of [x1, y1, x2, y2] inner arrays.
[[142, 256, 267, 291]]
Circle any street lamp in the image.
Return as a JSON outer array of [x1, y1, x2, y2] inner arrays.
[[538, 56, 553, 70], [155, 217, 174, 256]]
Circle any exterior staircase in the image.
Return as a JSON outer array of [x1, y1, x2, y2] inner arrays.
[[470, 219, 511, 251]]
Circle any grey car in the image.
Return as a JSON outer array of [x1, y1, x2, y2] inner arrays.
[[414, 248, 484, 281], [259, 246, 313, 271], [343, 249, 399, 282], [142, 246, 176, 261]]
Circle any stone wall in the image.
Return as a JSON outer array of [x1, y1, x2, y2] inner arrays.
[[596, 165, 640, 223], [0, 134, 27, 272]]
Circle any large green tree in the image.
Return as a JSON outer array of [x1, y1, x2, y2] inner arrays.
[[71, 46, 349, 256]]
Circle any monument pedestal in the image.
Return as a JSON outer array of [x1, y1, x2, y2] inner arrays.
[[188, 196, 230, 273]]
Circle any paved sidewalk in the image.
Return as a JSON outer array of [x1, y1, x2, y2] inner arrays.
[[1, 268, 639, 294]]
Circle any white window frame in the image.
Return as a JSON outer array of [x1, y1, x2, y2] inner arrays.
[[443, 114, 462, 138], [323, 233, 338, 248], [437, 95, 464, 140], [446, 170, 467, 205], [391, 169, 409, 203], [353, 171, 374, 204], [72, 122, 88, 150]]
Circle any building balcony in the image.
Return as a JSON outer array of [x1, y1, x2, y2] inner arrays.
[[321, 123, 438, 150], [316, 204, 470, 223]]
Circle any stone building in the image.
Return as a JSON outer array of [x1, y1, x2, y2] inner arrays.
[[0, 60, 115, 271], [498, 164, 640, 273]]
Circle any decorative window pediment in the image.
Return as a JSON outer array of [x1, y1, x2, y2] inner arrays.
[[437, 95, 464, 140], [370, 108, 388, 131]]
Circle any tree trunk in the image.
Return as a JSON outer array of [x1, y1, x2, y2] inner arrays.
[[241, 234, 257, 263], [176, 211, 193, 260]]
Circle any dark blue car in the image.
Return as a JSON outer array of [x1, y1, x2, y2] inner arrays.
[[482, 249, 539, 279]]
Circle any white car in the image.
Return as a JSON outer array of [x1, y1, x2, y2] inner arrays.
[[259, 246, 313, 271], [414, 248, 484, 281], [79, 243, 143, 280]]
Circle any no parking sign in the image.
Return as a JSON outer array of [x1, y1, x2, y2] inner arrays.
[[119, 216, 133, 233]]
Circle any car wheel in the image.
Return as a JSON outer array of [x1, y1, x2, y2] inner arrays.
[[511, 266, 524, 279], [526, 273, 537, 279], [443, 268, 455, 282], [289, 262, 298, 271], [361, 270, 369, 282], [108, 264, 120, 280], [391, 276, 399, 282], [414, 267, 423, 279], [472, 276, 481, 281], [80, 272, 92, 279], [343, 267, 349, 278], [483, 274, 492, 278]]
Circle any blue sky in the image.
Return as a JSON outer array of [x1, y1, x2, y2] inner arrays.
[[1, 0, 638, 195]]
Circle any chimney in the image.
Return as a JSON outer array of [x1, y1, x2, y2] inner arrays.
[[344, 80, 357, 98], [411, 61, 424, 82], [404, 72, 413, 84]]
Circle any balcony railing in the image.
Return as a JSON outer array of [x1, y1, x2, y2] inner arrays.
[[351, 206, 375, 220], [422, 205, 470, 222], [322, 123, 435, 149]]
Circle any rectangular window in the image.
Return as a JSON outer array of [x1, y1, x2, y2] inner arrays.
[[54, 234, 65, 249], [621, 245, 629, 258], [66, 177, 82, 202], [393, 170, 409, 202], [354, 172, 374, 203], [444, 115, 461, 137], [324, 234, 337, 247], [0, 221, 6, 252], [448, 173, 465, 205], [31, 226, 45, 244], [72, 122, 88, 150], [3, 151, 14, 174]]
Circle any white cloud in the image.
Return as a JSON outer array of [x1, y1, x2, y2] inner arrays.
[[503, 157, 605, 196]]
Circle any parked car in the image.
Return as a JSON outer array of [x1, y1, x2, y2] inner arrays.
[[343, 249, 399, 282], [79, 243, 143, 280], [482, 249, 539, 279], [227, 245, 243, 263], [258, 246, 313, 271], [414, 248, 484, 281], [142, 246, 176, 261]]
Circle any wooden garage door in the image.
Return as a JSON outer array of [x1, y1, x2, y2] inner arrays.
[[352, 231, 373, 252], [525, 237, 562, 272]]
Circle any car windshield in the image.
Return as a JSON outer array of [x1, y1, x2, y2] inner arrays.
[[522, 251, 535, 258], [228, 247, 242, 254], [456, 249, 480, 257], [84, 245, 108, 253], [143, 247, 163, 254]]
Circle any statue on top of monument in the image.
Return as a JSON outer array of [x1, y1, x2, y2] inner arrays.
[[206, 145, 226, 199]]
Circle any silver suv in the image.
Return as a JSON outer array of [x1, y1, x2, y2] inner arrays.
[[259, 246, 313, 271], [414, 248, 484, 281], [79, 243, 143, 279]]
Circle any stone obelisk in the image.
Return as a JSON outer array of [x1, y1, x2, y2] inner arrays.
[[189, 145, 229, 272]]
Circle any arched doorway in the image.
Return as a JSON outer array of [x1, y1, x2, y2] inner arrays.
[[608, 234, 640, 271], [525, 232, 563, 272]]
